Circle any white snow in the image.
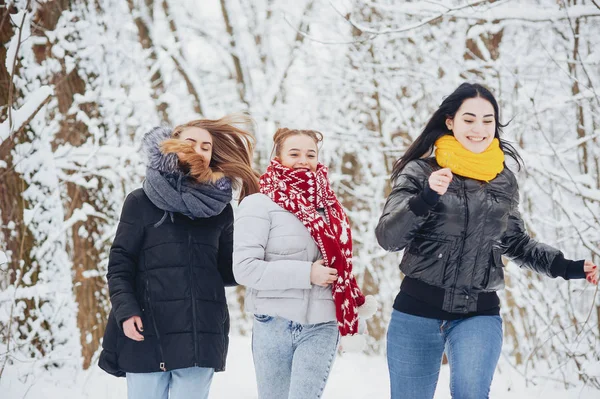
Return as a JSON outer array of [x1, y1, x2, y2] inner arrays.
[[1, 335, 598, 399]]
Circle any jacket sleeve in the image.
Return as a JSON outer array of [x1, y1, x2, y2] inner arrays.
[[217, 204, 237, 287], [376, 161, 440, 252], [107, 192, 144, 330], [233, 195, 312, 291], [500, 185, 585, 279]]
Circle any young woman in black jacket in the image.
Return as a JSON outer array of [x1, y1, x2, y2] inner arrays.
[[98, 115, 259, 399], [376, 83, 598, 399]]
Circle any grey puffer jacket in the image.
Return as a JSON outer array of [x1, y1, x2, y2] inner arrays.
[[233, 193, 336, 324], [376, 158, 585, 314]]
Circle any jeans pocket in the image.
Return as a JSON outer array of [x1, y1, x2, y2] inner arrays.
[[254, 314, 273, 323]]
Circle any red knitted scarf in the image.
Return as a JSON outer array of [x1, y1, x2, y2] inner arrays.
[[259, 159, 365, 336]]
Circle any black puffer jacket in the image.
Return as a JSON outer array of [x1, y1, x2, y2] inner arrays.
[[376, 158, 584, 314], [98, 189, 235, 376]]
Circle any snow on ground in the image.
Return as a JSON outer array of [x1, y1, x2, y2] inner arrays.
[[2, 335, 597, 398]]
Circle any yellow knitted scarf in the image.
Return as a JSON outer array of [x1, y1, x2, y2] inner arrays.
[[434, 135, 505, 182]]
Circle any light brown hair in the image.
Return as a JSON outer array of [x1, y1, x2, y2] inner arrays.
[[271, 128, 323, 158], [161, 113, 260, 201]]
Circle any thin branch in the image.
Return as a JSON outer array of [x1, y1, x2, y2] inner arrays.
[[165, 50, 204, 116], [329, 0, 506, 36], [7, 5, 31, 133], [162, 0, 203, 116], [528, 175, 600, 333], [529, 97, 600, 234], [296, 0, 600, 45], [353, 0, 600, 24], [180, 23, 233, 54], [0, 93, 53, 179], [562, 3, 600, 108], [126, 0, 171, 125], [11, 94, 51, 140], [286, 0, 508, 45], [219, 0, 249, 106], [528, 103, 600, 366], [283, 12, 377, 45], [0, 176, 29, 381], [269, 0, 315, 107]]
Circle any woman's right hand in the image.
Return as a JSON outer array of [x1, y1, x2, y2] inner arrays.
[[310, 260, 338, 287], [584, 260, 598, 285], [428, 168, 453, 195], [123, 316, 144, 341]]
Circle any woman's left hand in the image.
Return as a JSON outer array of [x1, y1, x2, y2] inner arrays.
[[584, 260, 598, 285]]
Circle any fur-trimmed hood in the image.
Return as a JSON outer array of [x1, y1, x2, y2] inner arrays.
[[140, 126, 233, 226], [142, 126, 180, 174], [141, 126, 228, 187]]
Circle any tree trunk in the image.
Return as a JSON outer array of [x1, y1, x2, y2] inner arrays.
[[34, 0, 108, 369], [0, 1, 50, 365]]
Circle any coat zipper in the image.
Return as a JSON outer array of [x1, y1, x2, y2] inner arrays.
[[450, 179, 470, 310], [189, 231, 199, 366], [222, 312, 227, 370], [145, 278, 167, 371]]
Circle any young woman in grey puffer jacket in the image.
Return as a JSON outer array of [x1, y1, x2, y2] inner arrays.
[[233, 128, 377, 399]]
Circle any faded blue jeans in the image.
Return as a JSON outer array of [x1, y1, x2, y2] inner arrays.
[[252, 315, 340, 399], [387, 310, 503, 399], [126, 366, 214, 399]]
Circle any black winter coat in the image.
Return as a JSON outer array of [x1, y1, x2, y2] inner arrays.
[[376, 158, 583, 314], [98, 188, 235, 377]]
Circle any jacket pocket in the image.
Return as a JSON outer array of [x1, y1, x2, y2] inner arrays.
[[483, 247, 505, 291], [402, 234, 452, 285], [488, 188, 512, 205], [256, 288, 305, 299], [265, 249, 308, 262]]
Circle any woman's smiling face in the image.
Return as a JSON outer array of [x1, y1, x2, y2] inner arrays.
[[446, 97, 496, 154], [278, 134, 318, 172]]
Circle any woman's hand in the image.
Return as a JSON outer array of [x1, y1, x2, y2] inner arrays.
[[310, 259, 338, 287], [428, 168, 453, 195], [584, 260, 598, 285], [123, 316, 144, 341]]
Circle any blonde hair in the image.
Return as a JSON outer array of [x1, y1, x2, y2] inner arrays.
[[271, 128, 323, 158], [161, 113, 260, 201]]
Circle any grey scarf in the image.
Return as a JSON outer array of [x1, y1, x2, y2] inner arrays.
[[141, 126, 233, 227]]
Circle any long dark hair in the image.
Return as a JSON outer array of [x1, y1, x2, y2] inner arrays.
[[391, 82, 523, 182]]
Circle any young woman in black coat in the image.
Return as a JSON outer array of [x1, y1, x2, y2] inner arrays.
[[99, 115, 259, 399], [376, 83, 598, 399]]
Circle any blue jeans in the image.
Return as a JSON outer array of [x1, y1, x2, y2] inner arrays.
[[126, 366, 214, 399], [387, 310, 503, 399], [252, 315, 340, 399]]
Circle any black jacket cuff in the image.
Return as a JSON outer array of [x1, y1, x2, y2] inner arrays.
[[408, 184, 441, 216], [550, 253, 586, 280]]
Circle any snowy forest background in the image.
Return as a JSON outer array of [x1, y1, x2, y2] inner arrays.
[[1, 0, 600, 396]]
